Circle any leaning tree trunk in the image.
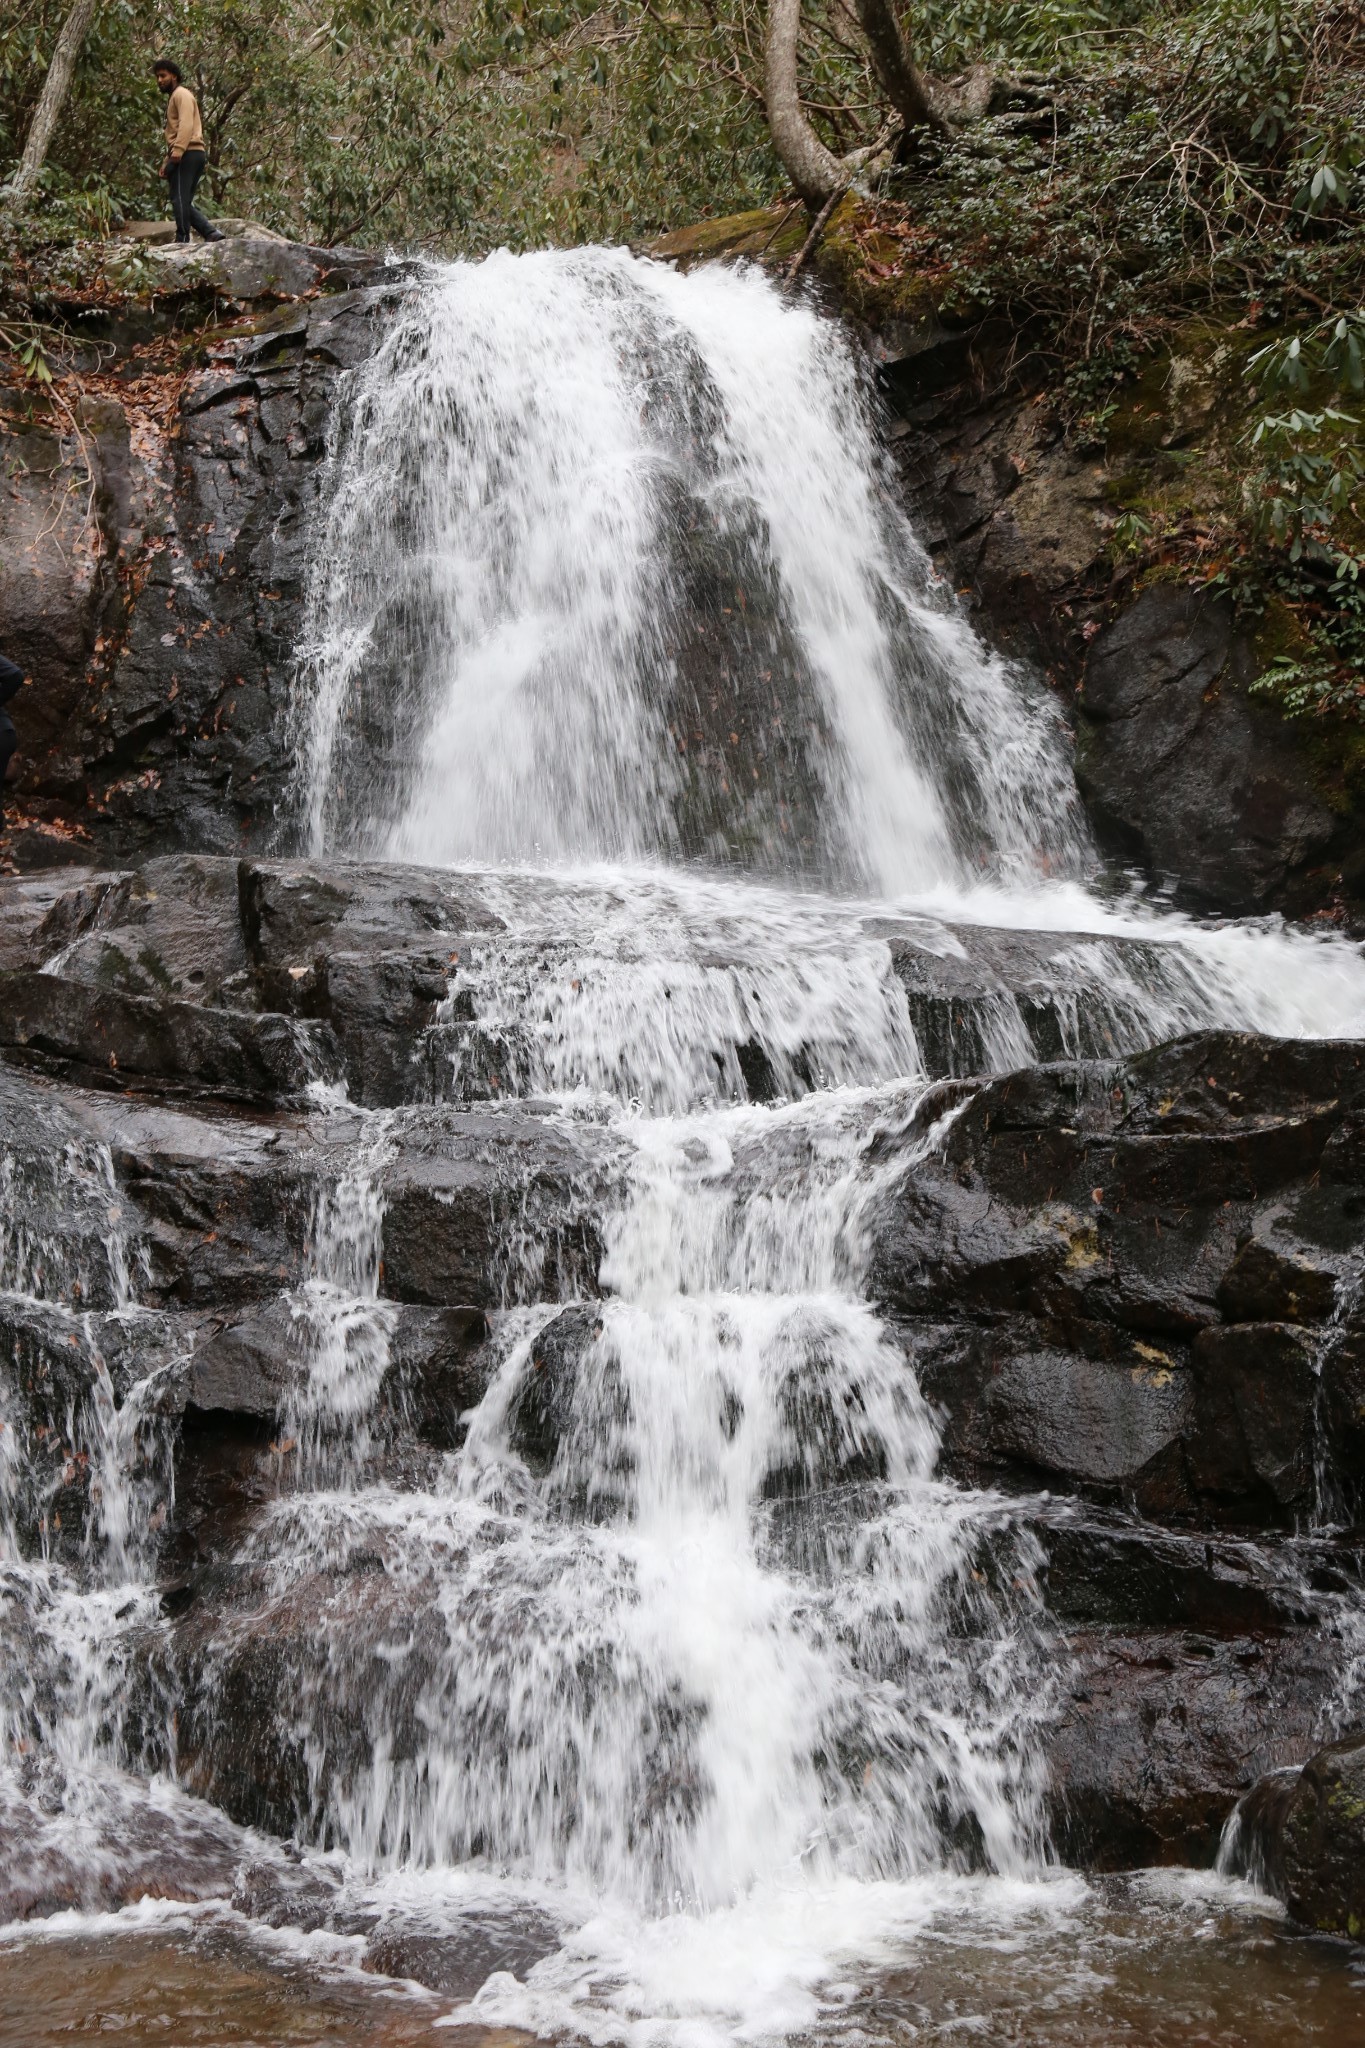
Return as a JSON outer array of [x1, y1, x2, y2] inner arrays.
[[2, 0, 101, 210], [764, 0, 848, 208], [851, 0, 946, 136], [765, 0, 948, 211]]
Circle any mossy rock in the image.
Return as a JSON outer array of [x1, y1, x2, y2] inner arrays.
[[1280, 1735, 1365, 1939], [649, 206, 806, 268]]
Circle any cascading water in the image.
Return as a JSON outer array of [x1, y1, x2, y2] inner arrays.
[[8, 245, 1365, 2042], [296, 247, 1087, 892]]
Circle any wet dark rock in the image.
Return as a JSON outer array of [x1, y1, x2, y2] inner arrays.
[[877, 917, 1205, 1074], [984, 1340, 1191, 1497], [0, 1296, 195, 1559], [169, 1552, 456, 1839], [0, 869, 109, 969], [1034, 1514, 1312, 1636], [13, 854, 513, 1108], [878, 1032, 1365, 1524], [0, 1058, 618, 1321], [0, 1299, 109, 1559], [1184, 1323, 1319, 1517], [389, 1306, 493, 1449], [362, 1908, 562, 1994], [1075, 587, 1349, 916], [238, 859, 501, 998], [1325, 1330, 1365, 1521], [1219, 1764, 1302, 1893], [882, 324, 1365, 922], [3, 290, 400, 866], [1046, 1626, 1342, 1868], [185, 1299, 490, 1449], [184, 1304, 299, 1417], [887, 370, 1111, 686], [0, 1764, 245, 1921], [909, 1320, 1193, 1515], [231, 1856, 345, 1934], [0, 967, 341, 1104], [505, 1303, 610, 1475], [1263, 1734, 1365, 1938], [236, 856, 502, 1104], [30, 856, 252, 1003], [1218, 1233, 1340, 1324], [380, 1109, 616, 1308]]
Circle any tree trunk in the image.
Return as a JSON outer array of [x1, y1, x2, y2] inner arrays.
[[764, 0, 846, 208], [852, 0, 946, 136], [2, 0, 102, 210]]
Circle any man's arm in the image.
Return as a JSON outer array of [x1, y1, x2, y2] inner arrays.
[[0, 656, 25, 707]]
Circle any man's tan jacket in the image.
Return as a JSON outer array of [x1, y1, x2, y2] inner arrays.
[[165, 84, 204, 159]]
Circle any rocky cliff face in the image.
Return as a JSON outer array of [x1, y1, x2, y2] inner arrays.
[[888, 361, 1365, 922], [1, 237, 399, 872]]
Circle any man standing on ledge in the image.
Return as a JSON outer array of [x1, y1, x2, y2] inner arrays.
[[154, 60, 223, 244]]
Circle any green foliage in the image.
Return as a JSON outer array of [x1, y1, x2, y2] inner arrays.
[[1247, 403, 1361, 557], [916, 0, 1142, 70], [1235, 306, 1365, 719], [1247, 560, 1365, 718], [2, 1, 1361, 278], [0, 0, 775, 258]]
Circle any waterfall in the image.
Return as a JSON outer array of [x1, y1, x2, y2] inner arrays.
[[296, 247, 1087, 893], [8, 243, 1365, 2040]]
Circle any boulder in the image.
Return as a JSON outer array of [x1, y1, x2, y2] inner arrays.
[[875, 916, 1214, 1075], [0, 1763, 246, 1921], [186, 1298, 490, 1448], [30, 855, 251, 1002], [361, 1907, 562, 1996], [14, 854, 514, 1107], [1218, 1232, 1340, 1324], [1034, 1512, 1310, 1636], [1234, 1735, 1365, 1938], [142, 236, 343, 302], [0, 867, 109, 969], [1184, 1323, 1319, 1517], [877, 1032, 1365, 1523]]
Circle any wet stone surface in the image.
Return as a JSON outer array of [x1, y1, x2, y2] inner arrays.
[[2, 854, 1365, 1933]]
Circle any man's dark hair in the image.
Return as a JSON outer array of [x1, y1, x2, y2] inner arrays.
[[152, 58, 183, 80]]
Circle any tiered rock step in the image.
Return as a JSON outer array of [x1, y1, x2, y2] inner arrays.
[[1, 856, 1218, 1106], [4, 856, 1365, 1880]]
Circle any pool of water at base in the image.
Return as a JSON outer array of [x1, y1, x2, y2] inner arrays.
[[2, 1873, 1364, 2048]]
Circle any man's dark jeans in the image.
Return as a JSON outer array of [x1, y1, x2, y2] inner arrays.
[[168, 151, 216, 242]]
